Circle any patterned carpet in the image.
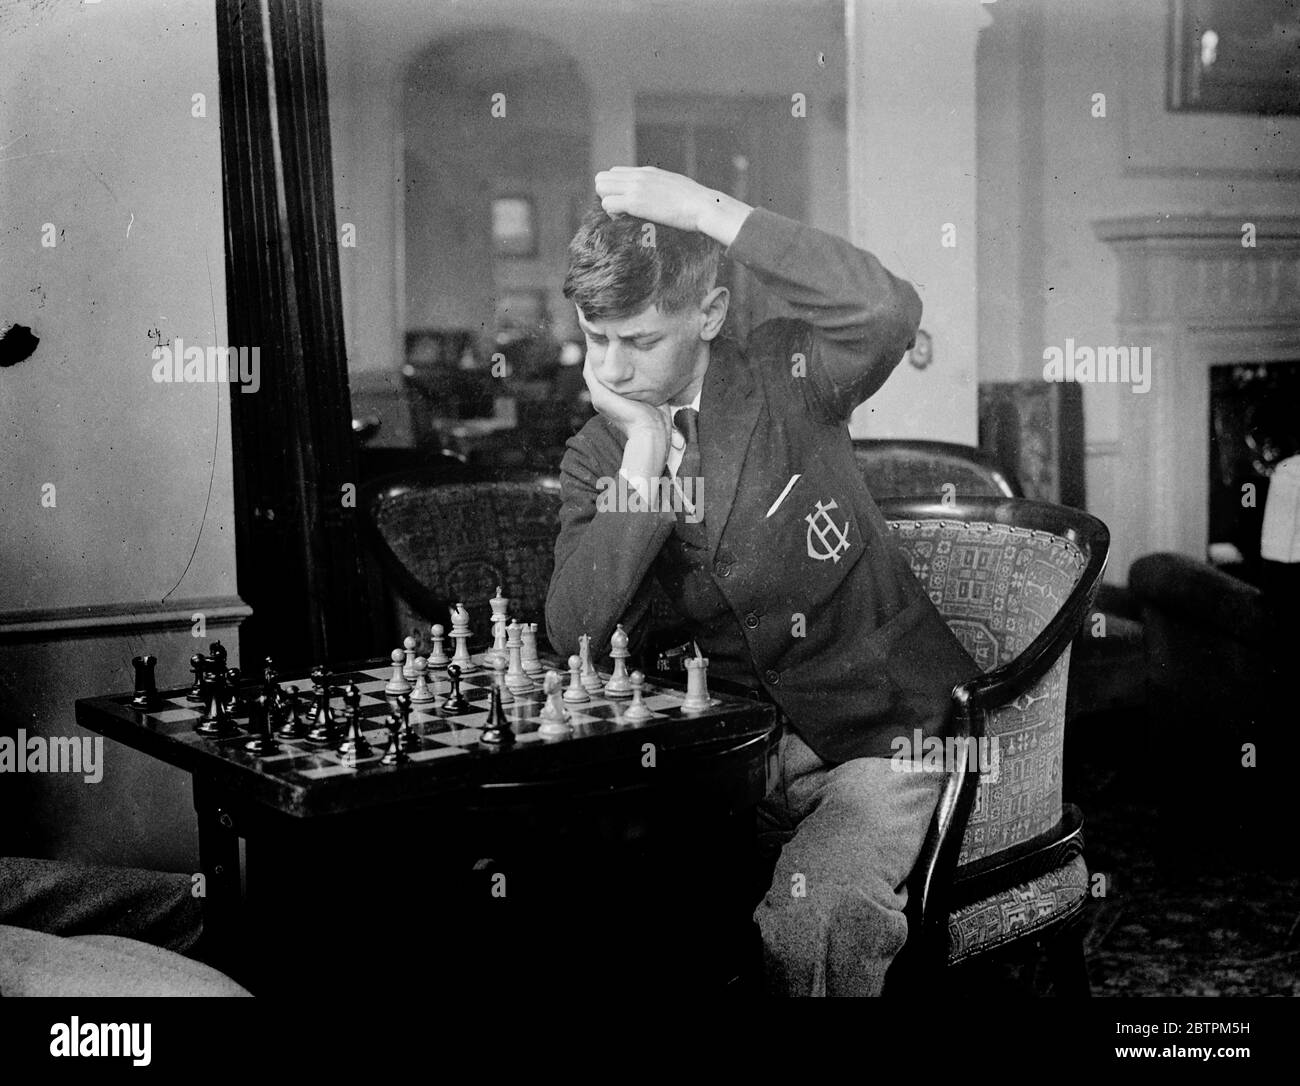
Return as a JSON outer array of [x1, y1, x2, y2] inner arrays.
[[956, 707, 1300, 997]]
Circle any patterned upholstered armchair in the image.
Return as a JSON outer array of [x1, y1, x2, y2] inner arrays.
[[360, 466, 563, 652], [879, 496, 1110, 996], [852, 439, 1022, 501]]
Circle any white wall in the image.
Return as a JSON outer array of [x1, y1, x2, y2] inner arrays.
[[324, 0, 850, 374], [0, 0, 244, 868], [845, 0, 984, 443], [976, 0, 1300, 580]]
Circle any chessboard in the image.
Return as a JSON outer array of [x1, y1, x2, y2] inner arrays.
[[85, 650, 766, 819]]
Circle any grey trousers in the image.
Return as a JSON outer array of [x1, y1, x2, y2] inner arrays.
[[0, 856, 250, 997], [753, 727, 944, 996]]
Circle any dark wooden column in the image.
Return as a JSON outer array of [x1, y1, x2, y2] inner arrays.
[[215, 0, 372, 669]]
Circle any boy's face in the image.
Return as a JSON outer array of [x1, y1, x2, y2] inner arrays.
[[576, 301, 713, 408]]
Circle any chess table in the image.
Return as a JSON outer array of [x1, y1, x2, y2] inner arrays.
[[75, 652, 779, 995]]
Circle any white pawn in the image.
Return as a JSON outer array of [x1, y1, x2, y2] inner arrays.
[[622, 670, 654, 723], [603, 624, 632, 698], [537, 671, 570, 737], [579, 633, 602, 695], [682, 654, 712, 713], [409, 657, 435, 705], [402, 635, 419, 680], [563, 654, 590, 703], [385, 648, 412, 696], [505, 620, 533, 695], [429, 624, 450, 668], [491, 654, 514, 706], [520, 622, 545, 678]]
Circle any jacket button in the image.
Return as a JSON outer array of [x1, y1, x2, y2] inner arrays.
[[714, 560, 732, 577], [764, 669, 781, 685], [744, 612, 760, 629]]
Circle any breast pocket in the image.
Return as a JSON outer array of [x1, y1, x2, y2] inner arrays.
[[750, 451, 866, 609]]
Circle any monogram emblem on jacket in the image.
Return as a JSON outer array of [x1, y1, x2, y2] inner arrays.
[[805, 499, 851, 562]]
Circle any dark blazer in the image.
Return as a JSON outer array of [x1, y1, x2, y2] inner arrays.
[[546, 209, 979, 763]]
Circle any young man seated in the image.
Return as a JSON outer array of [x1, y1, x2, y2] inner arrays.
[[545, 166, 978, 996]]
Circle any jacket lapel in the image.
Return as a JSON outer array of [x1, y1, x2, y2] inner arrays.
[[697, 336, 763, 558]]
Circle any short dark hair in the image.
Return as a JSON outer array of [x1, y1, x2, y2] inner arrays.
[[563, 199, 722, 321]]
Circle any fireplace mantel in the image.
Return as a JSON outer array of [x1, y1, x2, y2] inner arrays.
[[1094, 214, 1300, 570]]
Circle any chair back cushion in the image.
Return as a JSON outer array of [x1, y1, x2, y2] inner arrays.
[[887, 517, 1087, 865], [368, 479, 561, 639], [853, 441, 1020, 501]]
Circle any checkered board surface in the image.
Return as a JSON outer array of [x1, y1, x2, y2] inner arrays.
[[137, 655, 707, 783]]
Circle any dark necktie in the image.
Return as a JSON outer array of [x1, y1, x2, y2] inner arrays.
[[672, 407, 707, 547]]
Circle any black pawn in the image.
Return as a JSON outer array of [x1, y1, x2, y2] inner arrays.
[[380, 713, 408, 766], [306, 665, 336, 744], [337, 683, 372, 759], [223, 667, 243, 717], [441, 663, 469, 715], [244, 689, 279, 755], [130, 654, 160, 710], [187, 653, 205, 702], [394, 691, 419, 751], [276, 685, 306, 739], [479, 685, 515, 746]]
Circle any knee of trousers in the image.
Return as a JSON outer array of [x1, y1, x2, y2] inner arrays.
[[754, 880, 910, 965]]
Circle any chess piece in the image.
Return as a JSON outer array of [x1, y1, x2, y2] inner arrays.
[[563, 655, 590, 704], [484, 586, 509, 669], [337, 683, 372, 760], [395, 692, 419, 751], [402, 635, 419, 681], [505, 620, 533, 695], [429, 624, 450, 668], [579, 633, 602, 695], [130, 654, 160, 710], [274, 686, 304, 738], [187, 653, 205, 702], [244, 687, 280, 755], [491, 655, 514, 706], [380, 713, 408, 766], [520, 622, 545, 678], [623, 671, 654, 723], [195, 655, 237, 737], [385, 648, 412, 696], [538, 671, 571, 737], [223, 667, 243, 716], [266, 684, 289, 735], [682, 654, 712, 713], [449, 602, 476, 674], [306, 665, 337, 744], [441, 663, 469, 715], [409, 657, 436, 705], [603, 625, 633, 698], [479, 685, 515, 746]]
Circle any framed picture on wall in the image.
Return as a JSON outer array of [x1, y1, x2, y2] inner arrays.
[[1168, 0, 1300, 115], [491, 194, 538, 257]]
